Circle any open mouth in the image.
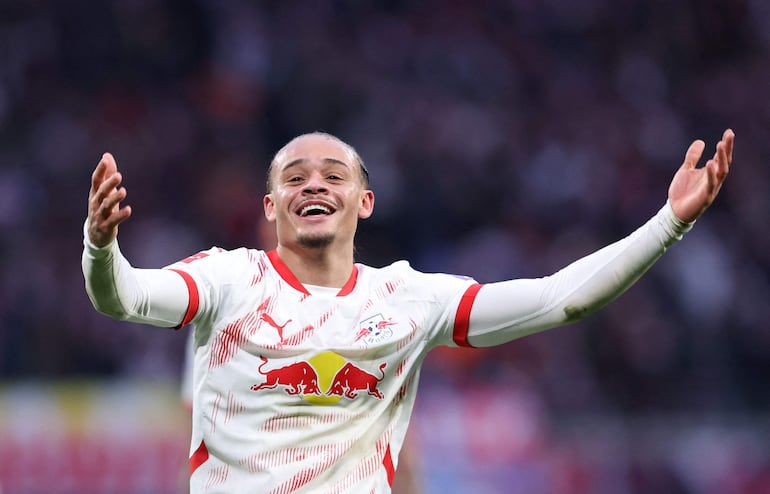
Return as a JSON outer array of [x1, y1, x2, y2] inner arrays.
[[297, 202, 335, 217]]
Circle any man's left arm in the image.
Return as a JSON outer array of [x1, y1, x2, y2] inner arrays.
[[457, 129, 734, 347]]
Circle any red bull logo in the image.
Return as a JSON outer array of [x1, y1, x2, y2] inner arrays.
[[251, 357, 321, 396], [251, 352, 386, 405], [327, 362, 386, 399]]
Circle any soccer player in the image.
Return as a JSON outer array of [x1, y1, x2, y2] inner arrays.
[[82, 129, 733, 493]]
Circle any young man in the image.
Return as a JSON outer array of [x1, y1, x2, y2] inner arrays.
[[83, 130, 733, 493]]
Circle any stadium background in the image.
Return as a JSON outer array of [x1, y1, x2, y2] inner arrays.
[[1, 1, 769, 492]]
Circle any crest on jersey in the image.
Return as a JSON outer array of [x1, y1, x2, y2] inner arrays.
[[354, 313, 396, 346]]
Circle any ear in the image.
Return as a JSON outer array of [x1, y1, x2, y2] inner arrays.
[[358, 190, 375, 219], [263, 194, 276, 222]]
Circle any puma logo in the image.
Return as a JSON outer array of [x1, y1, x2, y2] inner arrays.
[[260, 313, 292, 341]]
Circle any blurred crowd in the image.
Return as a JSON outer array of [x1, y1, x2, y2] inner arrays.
[[1, 0, 769, 492]]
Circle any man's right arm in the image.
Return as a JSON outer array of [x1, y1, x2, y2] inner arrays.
[[82, 226, 189, 327], [83, 152, 189, 327]]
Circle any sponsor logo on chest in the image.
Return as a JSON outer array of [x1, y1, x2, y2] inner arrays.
[[251, 352, 387, 405]]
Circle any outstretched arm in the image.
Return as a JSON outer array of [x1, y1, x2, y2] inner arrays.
[[461, 130, 734, 347], [82, 153, 189, 327]]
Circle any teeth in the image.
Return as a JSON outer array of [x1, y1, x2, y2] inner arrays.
[[300, 204, 331, 216]]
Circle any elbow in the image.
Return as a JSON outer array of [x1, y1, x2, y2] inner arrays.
[[94, 304, 130, 321], [85, 290, 130, 321], [562, 304, 597, 322]]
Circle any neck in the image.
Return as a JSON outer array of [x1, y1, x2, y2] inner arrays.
[[275, 243, 355, 288]]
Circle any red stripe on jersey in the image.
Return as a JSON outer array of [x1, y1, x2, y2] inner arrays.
[[190, 439, 209, 475], [267, 250, 310, 295], [453, 283, 483, 348], [267, 250, 359, 296], [169, 268, 200, 328], [383, 443, 395, 486], [336, 265, 359, 296]]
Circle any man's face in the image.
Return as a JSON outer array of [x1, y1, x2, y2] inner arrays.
[[264, 134, 374, 250]]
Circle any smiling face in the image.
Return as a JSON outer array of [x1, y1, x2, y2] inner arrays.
[[264, 133, 374, 252]]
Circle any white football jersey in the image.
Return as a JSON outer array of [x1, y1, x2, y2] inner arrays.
[[167, 248, 478, 493], [83, 202, 692, 493]]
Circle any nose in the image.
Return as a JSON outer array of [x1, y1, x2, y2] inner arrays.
[[303, 171, 328, 194]]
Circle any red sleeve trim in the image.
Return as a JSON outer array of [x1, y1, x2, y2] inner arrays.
[[189, 439, 209, 476], [169, 269, 199, 329], [382, 443, 395, 486], [453, 283, 483, 348]]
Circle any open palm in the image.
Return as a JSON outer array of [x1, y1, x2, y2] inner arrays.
[[668, 129, 734, 223]]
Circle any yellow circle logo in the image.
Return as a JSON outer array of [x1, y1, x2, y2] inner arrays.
[[304, 351, 346, 405]]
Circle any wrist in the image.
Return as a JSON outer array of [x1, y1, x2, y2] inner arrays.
[[659, 201, 694, 245], [83, 220, 116, 257]]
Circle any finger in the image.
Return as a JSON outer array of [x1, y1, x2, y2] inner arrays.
[[708, 133, 732, 171], [89, 203, 132, 247], [101, 186, 128, 217], [681, 140, 705, 170], [706, 159, 718, 190], [715, 141, 730, 180], [706, 159, 724, 199], [90, 153, 119, 196], [90, 172, 124, 212], [90, 163, 107, 198], [90, 195, 132, 233], [106, 203, 133, 227], [722, 128, 734, 164], [89, 177, 127, 226], [101, 152, 118, 175]]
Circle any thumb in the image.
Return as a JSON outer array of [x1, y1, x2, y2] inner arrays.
[[680, 140, 705, 170]]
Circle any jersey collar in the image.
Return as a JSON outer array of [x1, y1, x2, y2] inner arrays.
[[266, 250, 358, 297]]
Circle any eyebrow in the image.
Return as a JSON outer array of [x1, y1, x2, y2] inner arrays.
[[280, 158, 352, 173]]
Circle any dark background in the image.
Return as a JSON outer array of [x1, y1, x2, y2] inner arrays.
[[0, 1, 768, 492]]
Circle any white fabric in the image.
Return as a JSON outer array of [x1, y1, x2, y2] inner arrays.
[[81, 202, 691, 493], [81, 221, 188, 327], [467, 202, 691, 346], [176, 253, 473, 493]]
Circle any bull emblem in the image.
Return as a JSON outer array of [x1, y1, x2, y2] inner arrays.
[[250, 356, 321, 396], [327, 362, 387, 399]]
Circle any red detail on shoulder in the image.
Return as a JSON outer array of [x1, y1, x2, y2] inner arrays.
[[453, 283, 483, 348], [266, 250, 359, 296], [169, 269, 199, 328], [180, 251, 210, 264], [383, 443, 395, 486], [190, 439, 209, 475]]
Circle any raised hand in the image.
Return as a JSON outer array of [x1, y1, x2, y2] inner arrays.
[[87, 153, 132, 248], [668, 129, 734, 223]]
